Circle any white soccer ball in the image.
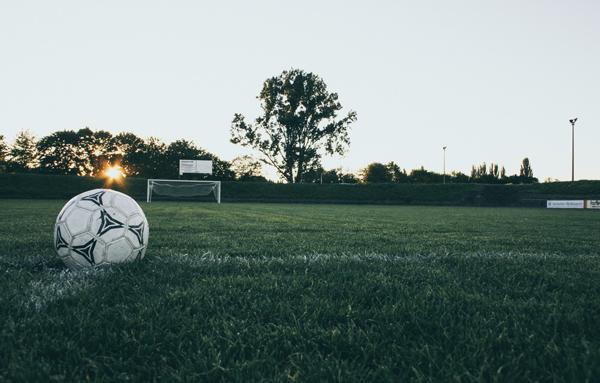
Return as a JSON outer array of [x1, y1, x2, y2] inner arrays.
[[54, 189, 149, 270]]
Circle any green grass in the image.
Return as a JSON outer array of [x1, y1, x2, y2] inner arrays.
[[1, 200, 599, 382]]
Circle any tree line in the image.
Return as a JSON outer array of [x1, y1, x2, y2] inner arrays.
[[0, 128, 252, 181], [0, 128, 537, 184], [358, 159, 537, 184], [0, 68, 537, 184]]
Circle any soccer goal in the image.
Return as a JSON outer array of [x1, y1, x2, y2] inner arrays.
[[147, 180, 221, 203]]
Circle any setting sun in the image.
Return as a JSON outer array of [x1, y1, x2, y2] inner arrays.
[[105, 166, 124, 179]]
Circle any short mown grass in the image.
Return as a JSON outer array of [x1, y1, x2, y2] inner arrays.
[[1, 200, 599, 382]]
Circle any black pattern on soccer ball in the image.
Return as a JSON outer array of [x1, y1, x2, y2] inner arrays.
[[72, 238, 97, 265], [55, 226, 69, 250], [96, 209, 125, 237], [82, 191, 106, 207], [128, 222, 145, 245]]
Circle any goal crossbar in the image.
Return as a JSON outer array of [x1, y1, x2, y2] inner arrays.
[[147, 179, 221, 203]]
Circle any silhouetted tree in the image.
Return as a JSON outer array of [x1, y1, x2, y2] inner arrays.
[[320, 169, 340, 183], [519, 157, 537, 184], [489, 163, 499, 179], [339, 171, 359, 184], [520, 157, 533, 178], [450, 171, 469, 183], [36, 130, 82, 175], [470, 162, 503, 184], [231, 155, 268, 182], [408, 166, 442, 184], [469, 158, 537, 184], [470, 162, 487, 182], [78, 128, 116, 176], [135, 137, 169, 178], [300, 166, 359, 184], [113, 132, 146, 176], [361, 162, 392, 183], [37, 128, 118, 176], [6, 129, 37, 172], [231, 68, 357, 183], [387, 162, 408, 183]]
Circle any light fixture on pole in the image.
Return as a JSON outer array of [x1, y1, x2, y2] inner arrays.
[[569, 118, 577, 182], [443, 146, 447, 184]]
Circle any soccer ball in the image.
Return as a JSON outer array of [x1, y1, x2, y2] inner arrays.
[[54, 189, 149, 270]]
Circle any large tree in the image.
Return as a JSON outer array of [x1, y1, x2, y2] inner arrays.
[[78, 128, 117, 176], [6, 129, 38, 172], [36, 130, 81, 175], [230, 69, 357, 183], [134, 137, 169, 178], [37, 128, 118, 176], [387, 162, 408, 183], [361, 162, 392, 183], [113, 132, 146, 176]]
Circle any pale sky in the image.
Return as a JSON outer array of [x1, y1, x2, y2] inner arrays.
[[1, 0, 599, 181]]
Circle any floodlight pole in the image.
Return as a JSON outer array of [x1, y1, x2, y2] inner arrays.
[[570, 118, 577, 182], [443, 146, 447, 184]]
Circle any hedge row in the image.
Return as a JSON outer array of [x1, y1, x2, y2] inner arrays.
[[1, 173, 599, 206]]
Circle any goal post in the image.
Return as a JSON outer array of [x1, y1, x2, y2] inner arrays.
[[147, 179, 221, 203]]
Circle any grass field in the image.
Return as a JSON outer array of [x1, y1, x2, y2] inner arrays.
[[1, 200, 599, 382]]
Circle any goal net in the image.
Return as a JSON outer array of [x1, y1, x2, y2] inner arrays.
[[147, 179, 221, 203]]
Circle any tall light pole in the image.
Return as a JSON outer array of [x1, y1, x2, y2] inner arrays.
[[570, 118, 577, 182], [443, 146, 447, 184]]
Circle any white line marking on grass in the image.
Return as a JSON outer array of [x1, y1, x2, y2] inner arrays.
[[150, 252, 589, 266], [19, 267, 113, 313]]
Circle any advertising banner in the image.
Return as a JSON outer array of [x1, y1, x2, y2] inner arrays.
[[586, 200, 600, 209], [547, 200, 584, 209], [179, 160, 212, 175]]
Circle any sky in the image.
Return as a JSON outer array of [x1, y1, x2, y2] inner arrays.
[[1, 0, 599, 182]]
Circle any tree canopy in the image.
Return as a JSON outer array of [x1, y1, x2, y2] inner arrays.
[[36, 128, 116, 176], [361, 163, 393, 184], [230, 68, 357, 183], [6, 129, 37, 173], [231, 155, 268, 182], [520, 157, 533, 178], [2, 129, 236, 181], [2, 126, 541, 185]]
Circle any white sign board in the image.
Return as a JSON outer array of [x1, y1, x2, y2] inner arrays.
[[179, 160, 212, 175], [586, 200, 600, 209], [547, 200, 584, 209]]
